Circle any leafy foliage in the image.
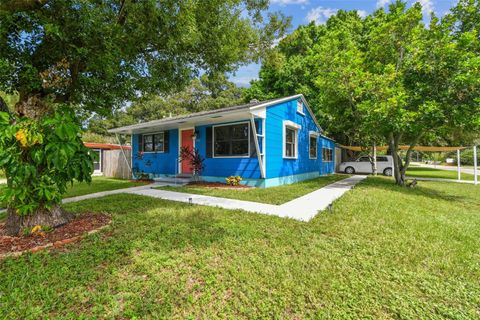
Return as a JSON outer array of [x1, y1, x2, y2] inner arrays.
[[246, 1, 480, 185], [179, 146, 205, 178], [0, 109, 94, 215], [225, 175, 242, 186]]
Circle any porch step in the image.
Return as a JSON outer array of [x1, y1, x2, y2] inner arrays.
[[153, 175, 193, 184]]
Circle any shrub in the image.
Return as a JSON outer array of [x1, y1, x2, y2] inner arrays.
[[0, 109, 94, 216], [225, 176, 242, 186]]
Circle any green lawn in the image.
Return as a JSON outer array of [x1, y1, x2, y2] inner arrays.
[[406, 166, 475, 181], [0, 177, 149, 219], [1, 177, 480, 318], [156, 174, 349, 205]]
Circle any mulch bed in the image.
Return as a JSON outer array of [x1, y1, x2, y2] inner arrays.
[[0, 214, 111, 258], [129, 179, 153, 183], [188, 181, 253, 190]]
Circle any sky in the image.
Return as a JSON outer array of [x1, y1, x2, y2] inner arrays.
[[229, 0, 458, 87]]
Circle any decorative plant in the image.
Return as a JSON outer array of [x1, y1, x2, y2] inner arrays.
[[225, 176, 242, 186], [0, 109, 95, 235], [179, 147, 205, 181]]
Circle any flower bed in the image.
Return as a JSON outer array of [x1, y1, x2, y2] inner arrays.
[[187, 181, 253, 190], [0, 214, 111, 259]]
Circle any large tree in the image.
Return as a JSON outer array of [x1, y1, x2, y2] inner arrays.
[[246, 1, 480, 186], [0, 0, 289, 235]]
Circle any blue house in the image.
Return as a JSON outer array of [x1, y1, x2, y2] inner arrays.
[[109, 94, 335, 188]]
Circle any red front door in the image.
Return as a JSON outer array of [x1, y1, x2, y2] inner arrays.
[[181, 129, 194, 174]]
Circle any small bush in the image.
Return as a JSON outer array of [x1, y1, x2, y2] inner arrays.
[[225, 176, 242, 186]]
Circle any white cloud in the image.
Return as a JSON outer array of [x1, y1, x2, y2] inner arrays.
[[271, 0, 308, 5], [357, 10, 368, 18], [417, 0, 434, 14], [376, 0, 393, 8], [306, 7, 338, 25]]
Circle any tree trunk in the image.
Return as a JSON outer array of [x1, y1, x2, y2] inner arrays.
[[4, 205, 73, 236], [388, 133, 407, 186], [4, 94, 73, 236]]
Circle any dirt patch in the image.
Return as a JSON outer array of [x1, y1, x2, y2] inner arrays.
[[0, 213, 111, 258], [129, 179, 153, 183], [188, 181, 253, 190]]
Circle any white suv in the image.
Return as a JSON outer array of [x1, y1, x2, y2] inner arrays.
[[339, 156, 393, 176]]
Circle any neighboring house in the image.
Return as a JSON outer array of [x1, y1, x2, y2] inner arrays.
[[84, 143, 132, 178], [109, 94, 336, 187]]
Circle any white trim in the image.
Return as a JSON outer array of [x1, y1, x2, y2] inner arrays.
[[283, 120, 302, 130], [309, 130, 320, 137], [250, 114, 265, 178], [141, 131, 166, 153], [296, 99, 305, 115], [322, 147, 334, 162], [262, 117, 267, 178], [250, 94, 321, 131], [92, 149, 102, 174], [283, 121, 299, 159], [108, 94, 325, 135], [179, 127, 196, 174], [212, 121, 251, 158], [309, 134, 318, 160]]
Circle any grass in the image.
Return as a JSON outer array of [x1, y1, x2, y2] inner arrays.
[[406, 166, 475, 181], [156, 174, 349, 205], [1, 177, 480, 318], [0, 177, 149, 220]]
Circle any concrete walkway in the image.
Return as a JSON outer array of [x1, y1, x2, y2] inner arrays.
[[1, 176, 367, 221], [127, 175, 367, 221]]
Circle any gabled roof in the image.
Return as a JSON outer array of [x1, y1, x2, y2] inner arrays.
[[108, 94, 322, 134]]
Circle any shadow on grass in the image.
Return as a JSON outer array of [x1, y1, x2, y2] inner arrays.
[[358, 176, 468, 203]]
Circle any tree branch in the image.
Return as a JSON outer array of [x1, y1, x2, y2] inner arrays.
[[0, 0, 49, 12]]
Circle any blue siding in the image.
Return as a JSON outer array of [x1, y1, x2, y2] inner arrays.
[[129, 96, 335, 185], [195, 122, 261, 179], [132, 129, 179, 176], [265, 99, 333, 178]]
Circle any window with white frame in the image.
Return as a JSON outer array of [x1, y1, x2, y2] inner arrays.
[[283, 127, 299, 159], [143, 132, 165, 152], [213, 122, 249, 157], [322, 148, 333, 162], [309, 135, 317, 159], [297, 99, 304, 114]]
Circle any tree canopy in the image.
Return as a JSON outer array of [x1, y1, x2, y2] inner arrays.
[[246, 0, 480, 185], [0, 0, 289, 114], [0, 0, 289, 235]]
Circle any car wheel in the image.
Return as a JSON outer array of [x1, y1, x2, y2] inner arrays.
[[383, 168, 393, 176], [345, 166, 355, 174]]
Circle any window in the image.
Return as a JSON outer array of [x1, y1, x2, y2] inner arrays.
[[376, 156, 388, 162], [358, 156, 370, 162], [284, 127, 297, 158], [309, 135, 317, 159], [297, 99, 304, 114], [213, 122, 249, 157], [143, 132, 165, 152], [322, 148, 333, 162], [92, 149, 101, 173]]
